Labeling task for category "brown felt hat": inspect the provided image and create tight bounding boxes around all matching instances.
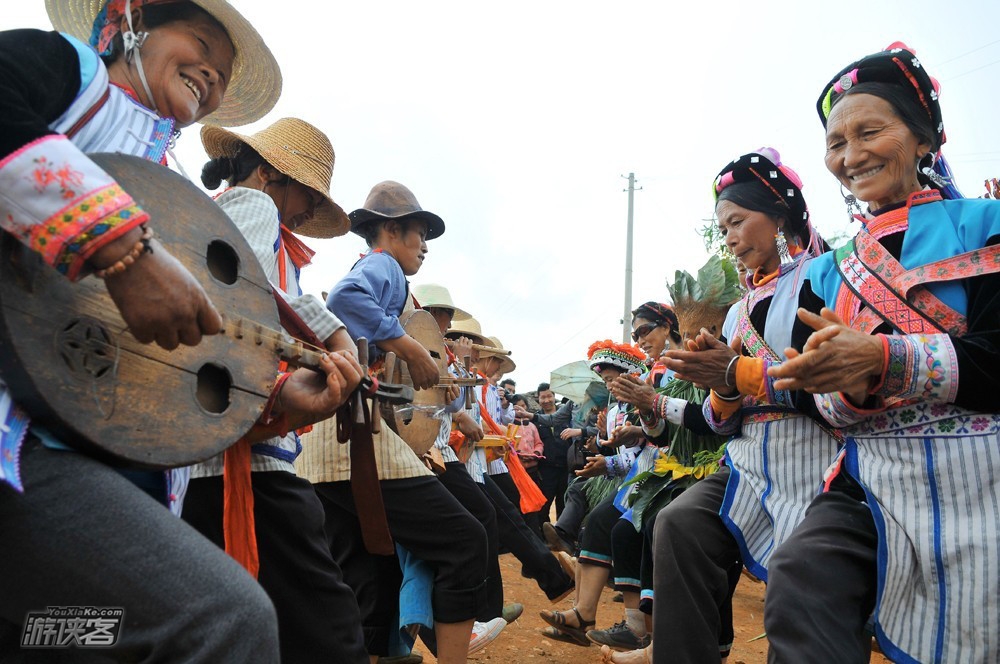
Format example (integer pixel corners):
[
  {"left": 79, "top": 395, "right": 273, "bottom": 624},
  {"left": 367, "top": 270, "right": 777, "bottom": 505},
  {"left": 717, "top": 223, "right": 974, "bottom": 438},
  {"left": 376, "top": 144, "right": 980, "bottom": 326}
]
[
  {"left": 349, "top": 181, "right": 445, "bottom": 240},
  {"left": 201, "top": 118, "right": 349, "bottom": 238}
]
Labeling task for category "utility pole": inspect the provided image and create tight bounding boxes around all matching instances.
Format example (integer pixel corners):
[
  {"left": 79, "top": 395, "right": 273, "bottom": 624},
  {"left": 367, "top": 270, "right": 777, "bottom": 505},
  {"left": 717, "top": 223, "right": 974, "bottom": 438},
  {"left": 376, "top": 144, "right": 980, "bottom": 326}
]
[{"left": 622, "top": 173, "right": 640, "bottom": 343}]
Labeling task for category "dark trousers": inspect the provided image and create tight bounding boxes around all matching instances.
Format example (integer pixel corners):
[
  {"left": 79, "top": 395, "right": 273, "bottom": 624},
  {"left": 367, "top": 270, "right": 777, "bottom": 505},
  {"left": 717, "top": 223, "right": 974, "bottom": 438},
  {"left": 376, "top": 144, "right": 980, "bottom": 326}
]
[
  {"left": 610, "top": 515, "right": 643, "bottom": 592},
  {"left": 764, "top": 485, "right": 877, "bottom": 663},
  {"left": 553, "top": 477, "right": 589, "bottom": 543},
  {"left": 0, "top": 439, "right": 278, "bottom": 663},
  {"left": 489, "top": 471, "right": 522, "bottom": 518},
  {"left": 315, "top": 476, "right": 488, "bottom": 655},
  {"left": 480, "top": 476, "right": 573, "bottom": 601},
  {"left": 538, "top": 463, "right": 569, "bottom": 522},
  {"left": 435, "top": 462, "right": 503, "bottom": 620},
  {"left": 183, "top": 472, "right": 367, "bottom": 664},
  {"left": 651, "top": 469, "right": 741, "bottom": 664},
  {"left": 578, "top": 495, "right": 620, "bottom": 567}
]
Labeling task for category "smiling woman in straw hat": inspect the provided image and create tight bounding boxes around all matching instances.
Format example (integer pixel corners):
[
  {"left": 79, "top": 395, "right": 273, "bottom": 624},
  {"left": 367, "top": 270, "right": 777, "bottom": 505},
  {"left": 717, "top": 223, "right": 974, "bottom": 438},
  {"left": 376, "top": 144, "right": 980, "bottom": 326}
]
[
  {"left": 200, "top": 117, "right": 350, "bottom": 239},
  {"left": 183, "top": 115, "right": 368, "bottom": 664},
  {"left": 0, "top": 1, "right": 294, "bottom": 661},
  {"left": 46, "top": 0, "right": 281, "bottom": 127}
]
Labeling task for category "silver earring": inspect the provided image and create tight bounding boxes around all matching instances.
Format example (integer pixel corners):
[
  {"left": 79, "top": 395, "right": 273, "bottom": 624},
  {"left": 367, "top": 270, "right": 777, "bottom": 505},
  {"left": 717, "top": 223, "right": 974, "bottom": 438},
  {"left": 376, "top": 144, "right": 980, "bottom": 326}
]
[
  {"left": 919, "top": 153, "right": 948, "bottom": 188},
  {"left": 840, "top": 184, "right": 863, "bottom": 222},
  {"left": 775, "top": 230, "right": 793, "bottom": 265}
]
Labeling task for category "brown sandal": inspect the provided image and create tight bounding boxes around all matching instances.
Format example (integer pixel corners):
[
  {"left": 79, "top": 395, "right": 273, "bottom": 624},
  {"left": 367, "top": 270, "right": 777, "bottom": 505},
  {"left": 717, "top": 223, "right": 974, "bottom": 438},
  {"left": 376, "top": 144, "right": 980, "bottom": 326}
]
[{"left": 539, "top": 607, "right": 595, "bottom": 646}]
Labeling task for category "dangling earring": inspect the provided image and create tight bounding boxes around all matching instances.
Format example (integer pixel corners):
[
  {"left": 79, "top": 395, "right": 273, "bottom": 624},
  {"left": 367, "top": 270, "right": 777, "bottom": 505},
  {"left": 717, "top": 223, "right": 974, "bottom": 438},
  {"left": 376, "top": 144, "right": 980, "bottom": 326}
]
[
  {"left": 840, "top": 184, "right": 863, "bottom": 222},
  {"left": 774, "top": 230, "right": 793, "bottom": 265},
  {"left": 919, "top": 152, "right": 948, "bottom": 188}
]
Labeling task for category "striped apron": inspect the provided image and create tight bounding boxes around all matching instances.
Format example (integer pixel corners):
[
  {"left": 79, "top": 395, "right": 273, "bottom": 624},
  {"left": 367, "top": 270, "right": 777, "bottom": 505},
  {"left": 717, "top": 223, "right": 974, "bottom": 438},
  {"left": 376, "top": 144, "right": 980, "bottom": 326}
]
[{"left": 841, "top": 404, "right": 1000, "bottom": 663}]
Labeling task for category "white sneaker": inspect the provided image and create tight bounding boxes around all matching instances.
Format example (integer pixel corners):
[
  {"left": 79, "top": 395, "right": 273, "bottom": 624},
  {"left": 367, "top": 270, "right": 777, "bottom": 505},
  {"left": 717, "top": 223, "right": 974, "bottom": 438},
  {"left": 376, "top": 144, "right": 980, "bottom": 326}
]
[{"left": 468, "top": 617, "right": 506, "bottom": 655}]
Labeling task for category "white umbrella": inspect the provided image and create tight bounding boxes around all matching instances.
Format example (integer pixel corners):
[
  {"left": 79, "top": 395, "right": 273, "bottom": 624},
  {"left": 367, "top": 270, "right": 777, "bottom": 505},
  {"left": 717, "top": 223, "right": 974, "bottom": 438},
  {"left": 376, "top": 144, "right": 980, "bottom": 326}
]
[{"left": 549, "top": 361, "right": 610, "bottom": 414}]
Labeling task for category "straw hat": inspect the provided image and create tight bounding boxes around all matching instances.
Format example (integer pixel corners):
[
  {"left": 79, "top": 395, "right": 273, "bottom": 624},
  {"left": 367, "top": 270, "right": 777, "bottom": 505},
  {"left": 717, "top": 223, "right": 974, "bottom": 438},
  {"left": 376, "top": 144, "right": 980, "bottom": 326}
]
[
  {"left": 47, "top": 0, "right": 281, "bottom": 127},
  {"left": 445, "top": 317, "right": 490, "bottom": 348},
  {"left": 350, "top": 181, "right": 445, "bottom": 240},
  {"left": 200, "top": 118, "right": 349, "bottom": 238},
  {"left": 485, "top": 336, "right": 516, "bottom": 375},
  {"left": 411, "top": 284, "right": 471, "bottom": 322}
]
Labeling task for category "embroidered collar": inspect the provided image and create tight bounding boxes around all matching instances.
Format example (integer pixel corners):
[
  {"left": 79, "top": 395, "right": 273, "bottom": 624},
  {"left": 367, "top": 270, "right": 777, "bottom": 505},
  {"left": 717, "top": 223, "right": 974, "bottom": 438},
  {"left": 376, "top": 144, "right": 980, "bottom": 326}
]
[{"left": 864, "top": 189, "right": 942, "bottom": 240}]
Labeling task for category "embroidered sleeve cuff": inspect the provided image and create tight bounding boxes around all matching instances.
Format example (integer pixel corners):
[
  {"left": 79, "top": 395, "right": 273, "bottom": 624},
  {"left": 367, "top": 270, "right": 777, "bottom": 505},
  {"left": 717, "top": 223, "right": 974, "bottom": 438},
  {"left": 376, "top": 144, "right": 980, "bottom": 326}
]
[
  {"left": 873, "top": 334, "right": 959, "bottom": 405},
  {"left": 703, "top": 393, "right": 741, "bottom": 436},
  {"left": 761, "top": 359, "right": 797, "bottom": 408},
  {"left": 661, "top": 397, "right": 687, "bottom": 426},
  {"left": 813, "top": 391, "right": 884, "bottom": 428},
  {"left": 641, "top": 416, "right": 666, "bottom": 438},
  {"left": 0, "top": 135, "right": 148, "bottom": 280}
]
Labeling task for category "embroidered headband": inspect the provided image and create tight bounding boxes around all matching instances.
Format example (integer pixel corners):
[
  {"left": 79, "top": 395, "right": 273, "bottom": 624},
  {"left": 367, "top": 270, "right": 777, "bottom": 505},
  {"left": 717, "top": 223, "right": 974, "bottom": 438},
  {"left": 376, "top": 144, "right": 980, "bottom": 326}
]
[
  {"left": 90, "top": 0, "right": 175, "bottom": 55},
  {"left": 587, "top": 340, "right": 647, "bottom": 375},
  {"left": 630, "top": 302, "right": 679, "bottom": 335},
  {"left": 713, "top": 147, "right": 809, "bottom": 225},
  {"left": 817, "top": 41, "right": 945, "bottom": 144}
]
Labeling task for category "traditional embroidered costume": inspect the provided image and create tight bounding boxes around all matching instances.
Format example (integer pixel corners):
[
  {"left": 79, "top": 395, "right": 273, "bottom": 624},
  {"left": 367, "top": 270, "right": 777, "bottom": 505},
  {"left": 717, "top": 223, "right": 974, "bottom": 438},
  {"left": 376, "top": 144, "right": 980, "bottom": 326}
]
[{"left": 789, "top": 190, "right": 1000, "bottom": 662}]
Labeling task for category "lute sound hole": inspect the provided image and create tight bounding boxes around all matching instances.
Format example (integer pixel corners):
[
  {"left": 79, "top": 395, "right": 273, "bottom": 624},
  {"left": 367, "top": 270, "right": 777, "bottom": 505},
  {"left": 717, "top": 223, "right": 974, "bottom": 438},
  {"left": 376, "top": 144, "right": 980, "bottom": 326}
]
[{"left": 196, "top": 363, "right": 232, "bottom": 414}]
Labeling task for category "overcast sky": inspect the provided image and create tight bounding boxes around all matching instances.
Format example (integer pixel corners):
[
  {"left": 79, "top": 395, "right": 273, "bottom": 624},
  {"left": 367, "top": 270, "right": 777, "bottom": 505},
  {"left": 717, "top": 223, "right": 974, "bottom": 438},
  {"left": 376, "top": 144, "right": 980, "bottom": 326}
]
[{"left": 12, "top": 1, "right": 1000, "bottom": 393}]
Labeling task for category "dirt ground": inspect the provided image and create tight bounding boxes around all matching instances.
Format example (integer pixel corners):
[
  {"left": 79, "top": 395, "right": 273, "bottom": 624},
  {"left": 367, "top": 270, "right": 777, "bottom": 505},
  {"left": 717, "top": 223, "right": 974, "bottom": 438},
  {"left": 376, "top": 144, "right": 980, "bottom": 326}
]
[{"left": 413, "top": 553, "right": 892, "bottom": 663}]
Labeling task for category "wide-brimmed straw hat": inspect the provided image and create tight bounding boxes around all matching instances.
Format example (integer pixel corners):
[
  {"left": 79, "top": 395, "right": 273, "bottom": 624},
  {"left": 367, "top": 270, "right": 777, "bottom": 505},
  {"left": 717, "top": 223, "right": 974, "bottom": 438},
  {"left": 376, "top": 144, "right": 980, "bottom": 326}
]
[
  {"left": 485, "top": 336, "right": 516, "bottom": 375},
  {"left": 201, "top": 118, "right": 349, "bottom": 238},
  {"left": 350, "top": 181, "right": 445, "bottom": 240},
  {"left": 411, "top": 284, "right": 472, "bottom": 322},
  {"left": 47, "top": 0, "right": 281, "bottom": 126},
  {"left": 446, "top": 317, "right": 490, "bottom": 348}
]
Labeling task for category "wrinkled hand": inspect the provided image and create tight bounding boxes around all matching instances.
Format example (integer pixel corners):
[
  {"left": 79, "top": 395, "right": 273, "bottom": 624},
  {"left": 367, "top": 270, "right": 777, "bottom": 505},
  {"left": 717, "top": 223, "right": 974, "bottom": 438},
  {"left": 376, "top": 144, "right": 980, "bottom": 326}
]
[
  {"left": 455, "top": 412, "right": 484, "bottom": 442},
  {"left": 610, "top": 374, "right": 655, "bottom": 412},
  {"left": 608, "top": 424, "right": 643, "bottom": 448},
  {"left": 103, "top": 241, "right": 222, "bottom": 350},
  {"left": 277, "top": 351, "right": 365, "bottom": 425},
  {"left": 575, "top": 455, "right": 607, "bottom": 478},
  {"left": 768, "top": 308, "right": 882, "bottom": 401},
  {"left": 560, "top": 427, "right": 582, "bottom": 440},
  {"left": 662, "top": 329, "right": 741, "bottom": 391}
]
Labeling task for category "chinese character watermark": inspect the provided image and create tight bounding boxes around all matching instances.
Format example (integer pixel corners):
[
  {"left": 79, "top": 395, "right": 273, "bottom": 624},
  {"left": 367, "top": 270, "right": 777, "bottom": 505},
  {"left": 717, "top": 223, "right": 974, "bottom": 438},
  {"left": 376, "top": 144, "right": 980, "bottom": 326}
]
[{"left": 22, "top": 607, "right": 124, "bottom": 648}]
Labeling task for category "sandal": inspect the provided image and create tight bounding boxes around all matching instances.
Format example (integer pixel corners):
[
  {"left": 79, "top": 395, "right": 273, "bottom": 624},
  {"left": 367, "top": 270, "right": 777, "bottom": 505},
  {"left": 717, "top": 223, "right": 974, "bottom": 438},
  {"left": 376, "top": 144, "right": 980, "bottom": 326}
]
[
  {"left": 541, "top": 626, "right": 587, "bottom": 645},
  {"left": 539, "top": 607, "right": 595, "bottom": 647}
]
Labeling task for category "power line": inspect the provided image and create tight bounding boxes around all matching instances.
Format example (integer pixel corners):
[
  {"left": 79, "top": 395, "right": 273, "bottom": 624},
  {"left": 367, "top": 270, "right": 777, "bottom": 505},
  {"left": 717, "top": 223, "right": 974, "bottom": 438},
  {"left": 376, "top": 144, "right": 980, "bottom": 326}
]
[
  {"left": 937, "top": 38, "right": 1000, "bottom": 66},
  {"left": 945, "top": 56, "right": 1000, "bottom": 82}
]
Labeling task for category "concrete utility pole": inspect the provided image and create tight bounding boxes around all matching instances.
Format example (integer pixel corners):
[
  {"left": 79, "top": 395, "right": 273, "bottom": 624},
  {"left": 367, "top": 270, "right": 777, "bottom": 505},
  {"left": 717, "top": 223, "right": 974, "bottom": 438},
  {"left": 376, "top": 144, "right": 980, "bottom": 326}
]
[{"left": 622, "top": 173, "right": 639, "bottom": 343}]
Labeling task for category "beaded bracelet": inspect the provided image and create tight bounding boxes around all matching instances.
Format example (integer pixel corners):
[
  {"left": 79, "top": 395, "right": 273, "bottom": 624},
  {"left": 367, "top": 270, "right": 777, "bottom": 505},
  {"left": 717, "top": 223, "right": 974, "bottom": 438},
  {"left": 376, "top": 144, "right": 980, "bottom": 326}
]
[{"left": 94, "top": 226, "right": 154, "bottom": 279}]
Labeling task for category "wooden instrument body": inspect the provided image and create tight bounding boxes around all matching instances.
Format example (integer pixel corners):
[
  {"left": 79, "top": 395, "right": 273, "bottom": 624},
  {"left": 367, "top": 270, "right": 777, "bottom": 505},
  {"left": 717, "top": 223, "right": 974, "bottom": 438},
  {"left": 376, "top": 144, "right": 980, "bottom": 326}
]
[
  {"left": 0, "top": 154, "right": 281, "bottom": 468},
  {"left": 383, "top": 309, "right": 448, "bottom": 455}
]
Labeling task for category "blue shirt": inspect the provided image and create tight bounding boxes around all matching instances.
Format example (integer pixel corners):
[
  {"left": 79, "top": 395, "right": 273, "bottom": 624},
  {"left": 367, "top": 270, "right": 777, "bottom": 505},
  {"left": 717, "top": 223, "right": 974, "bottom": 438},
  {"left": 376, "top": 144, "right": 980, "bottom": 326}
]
[{"left": 327, "top": 251, "right": 408, "bottom": 355}]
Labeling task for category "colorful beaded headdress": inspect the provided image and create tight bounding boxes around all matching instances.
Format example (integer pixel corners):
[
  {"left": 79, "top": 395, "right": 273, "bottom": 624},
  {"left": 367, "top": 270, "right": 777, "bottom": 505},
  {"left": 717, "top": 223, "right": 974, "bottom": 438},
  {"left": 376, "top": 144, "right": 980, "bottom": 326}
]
[
  {"left": 587, "top": 340, "right": 647, "bottom": 375},
  {"left": 713, "top": 147, "right": 809, "bottom": 226},
  {"left": 817, "top": 41, "right": 944, "bottom": 145}
]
